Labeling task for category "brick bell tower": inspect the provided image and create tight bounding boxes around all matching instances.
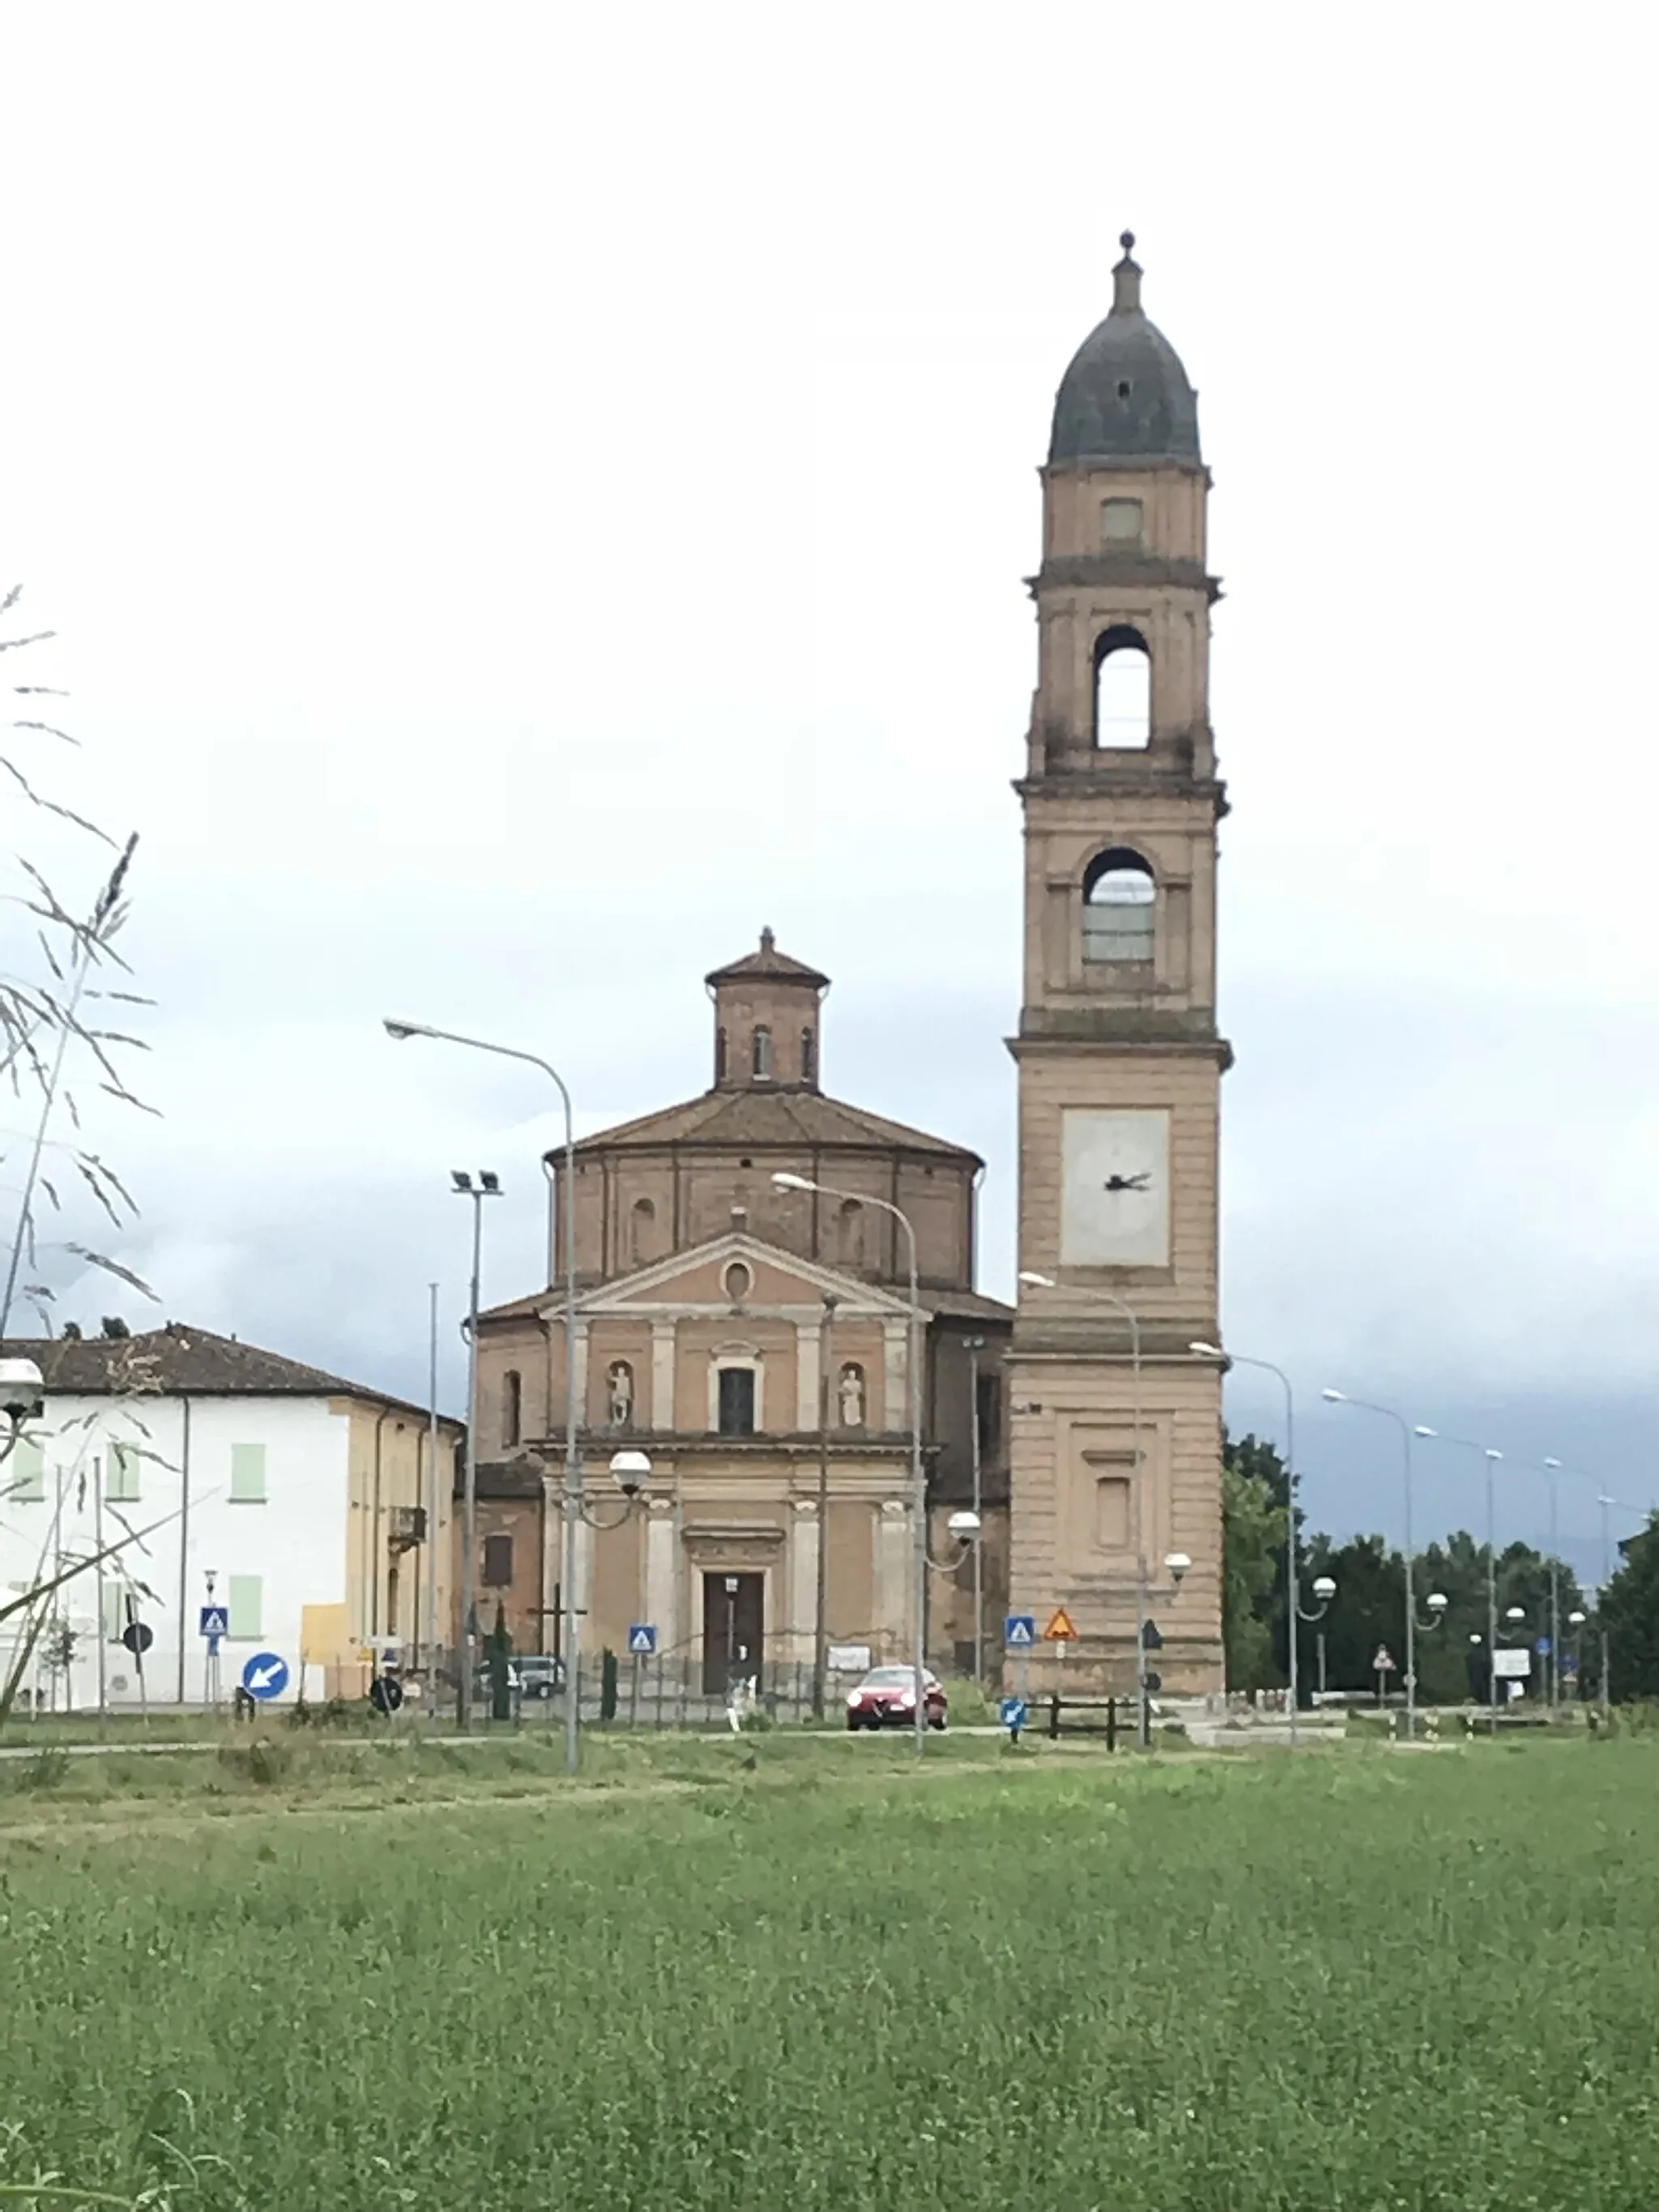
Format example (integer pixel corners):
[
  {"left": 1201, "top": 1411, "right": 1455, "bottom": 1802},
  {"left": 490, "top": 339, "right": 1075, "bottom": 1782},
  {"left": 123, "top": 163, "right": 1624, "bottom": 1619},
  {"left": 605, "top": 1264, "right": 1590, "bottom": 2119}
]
[{"left": 1006, "top": 233, "right": 1226, "bottom": 1696}]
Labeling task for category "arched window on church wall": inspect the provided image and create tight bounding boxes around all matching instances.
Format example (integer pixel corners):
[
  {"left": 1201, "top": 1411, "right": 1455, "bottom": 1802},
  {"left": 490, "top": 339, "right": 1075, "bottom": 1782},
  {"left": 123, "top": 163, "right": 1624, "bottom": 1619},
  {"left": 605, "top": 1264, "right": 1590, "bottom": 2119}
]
[
  {"left": 629, "top": 1196, "right": 656, "bottom": 1268},
  {"left": 837, "top": 1197, "right": 864, "bottom": 1270},
  {"left": 1082, "top": 848, "right": 1156, "bottom": 964},
  {"left": 501, "top": 1369, "right": 522, "bottom": 1450},
  {"left": 752, "top": 1025, "right": 774, "bottom": 1080},
  {"left": 714, "top": 1026, "right": 727, "bottom": 1084},
  {"left": 1094, "top": 624, "right": 1151, "bottom": 750}
]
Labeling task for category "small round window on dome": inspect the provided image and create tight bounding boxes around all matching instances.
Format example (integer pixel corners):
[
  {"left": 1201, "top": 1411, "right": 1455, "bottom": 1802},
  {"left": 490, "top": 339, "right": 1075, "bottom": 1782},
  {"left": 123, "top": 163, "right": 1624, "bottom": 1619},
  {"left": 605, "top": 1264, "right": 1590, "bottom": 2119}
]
[{"left": 723, "top": 1260, "right": 753, "bottom": 1303}]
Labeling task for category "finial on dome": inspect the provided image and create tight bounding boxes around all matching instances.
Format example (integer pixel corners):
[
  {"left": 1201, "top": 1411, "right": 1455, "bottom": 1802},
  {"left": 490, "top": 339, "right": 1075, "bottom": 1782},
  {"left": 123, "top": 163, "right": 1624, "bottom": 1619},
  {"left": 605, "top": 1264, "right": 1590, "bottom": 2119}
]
[
  {"left": 760, "top": 926, "right": 775, "bottom": 954},
  {"left": 1112, "top": 228, "right": 1143, "bottom": 314}
]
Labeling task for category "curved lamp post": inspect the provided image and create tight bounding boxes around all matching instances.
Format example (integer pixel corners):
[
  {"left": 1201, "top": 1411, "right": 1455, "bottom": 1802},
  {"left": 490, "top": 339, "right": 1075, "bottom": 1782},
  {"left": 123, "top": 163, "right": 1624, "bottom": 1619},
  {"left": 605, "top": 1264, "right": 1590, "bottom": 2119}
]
[
  {"left": 383, "top": 1017, "right": 587, "bottom": 1767},
  {"left": 773, "top": 1173, "right": 929, "bottom": 1753},
  {"left": 1414, "top": 1429, "right": 1503, "bottom": 1734},
  {"left": 1322, "top": 1390, "right": 1424, "bottom": 1740},
  {"left": 1190, "top": 1341, "right": 1303, "bottom": 1740}
]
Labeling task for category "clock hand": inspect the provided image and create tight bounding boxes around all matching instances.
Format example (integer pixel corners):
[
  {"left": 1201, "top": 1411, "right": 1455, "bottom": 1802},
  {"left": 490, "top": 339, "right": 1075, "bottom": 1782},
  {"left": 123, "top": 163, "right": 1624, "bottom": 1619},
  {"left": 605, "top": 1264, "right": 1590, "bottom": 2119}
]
[{"left": 1102, "top": 1174, "right": 1151, "bottom": 1192}]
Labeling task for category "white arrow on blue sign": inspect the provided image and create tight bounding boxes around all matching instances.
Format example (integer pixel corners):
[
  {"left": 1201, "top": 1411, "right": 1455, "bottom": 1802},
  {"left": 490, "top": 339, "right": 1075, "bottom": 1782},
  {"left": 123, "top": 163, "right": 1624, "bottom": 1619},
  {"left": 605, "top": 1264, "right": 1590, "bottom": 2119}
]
[
  {"left": 241, "top": 1651, "right": 289, "bottom": 1700},
  {"left": 1000, "top": 1695, "right": 1028, "bottom": 1730},
  {"left": 1004, "top": 1614, "right": 1036, "bottom": 1647},
  {"left": 198, "top": 1605, "right": 229, "bottom": 1638},
  {"left": 627, "top": 1623, "right": 657, "bottom": 1656}
]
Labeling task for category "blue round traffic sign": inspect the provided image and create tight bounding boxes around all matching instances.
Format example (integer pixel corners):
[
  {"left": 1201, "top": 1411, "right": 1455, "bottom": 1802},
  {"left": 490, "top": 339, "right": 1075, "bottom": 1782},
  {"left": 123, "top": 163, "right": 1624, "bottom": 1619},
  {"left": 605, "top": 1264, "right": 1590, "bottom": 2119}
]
[
  {"left": 1000, "top": 1695, "right": 1028, "bottom": 1730},
  {"left": 241, "top": 1651, "right": 289, "bottom": 1701}
]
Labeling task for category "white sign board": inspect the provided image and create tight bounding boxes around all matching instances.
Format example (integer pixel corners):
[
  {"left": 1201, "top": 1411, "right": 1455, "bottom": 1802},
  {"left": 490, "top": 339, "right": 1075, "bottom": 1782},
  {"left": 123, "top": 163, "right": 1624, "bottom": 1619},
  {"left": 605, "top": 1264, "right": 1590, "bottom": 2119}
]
[
  {"left": 827, "top": 1644, "right": 872, "bottom": 1673},
  {"left": 1492, "top": 1647, "right": 1531, "bottom": 1679},
  {"left": 1060, "top": 1109, "right": 1171, "bottom": 1268}
]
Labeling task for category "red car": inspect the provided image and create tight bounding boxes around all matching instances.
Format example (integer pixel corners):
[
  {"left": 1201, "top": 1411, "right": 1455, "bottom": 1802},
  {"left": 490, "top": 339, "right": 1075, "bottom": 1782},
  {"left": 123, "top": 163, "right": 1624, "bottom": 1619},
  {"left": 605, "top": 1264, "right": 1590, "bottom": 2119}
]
[{"left": 845, "top": 1665, "right": 948, "bottom": 1732}]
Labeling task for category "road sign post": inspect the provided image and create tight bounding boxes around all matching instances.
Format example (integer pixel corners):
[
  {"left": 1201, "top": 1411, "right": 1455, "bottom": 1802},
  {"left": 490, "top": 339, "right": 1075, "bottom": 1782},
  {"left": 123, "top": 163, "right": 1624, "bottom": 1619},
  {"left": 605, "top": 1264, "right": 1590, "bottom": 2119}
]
[
  {"left": 241, "top": 1652, "right": 290, "bottom": 1703},
  {"left": 1044, "top": 1608, "right": 1076, "bottom": 1707},
  {"left": 1005, "top": 1616, "right": 1035, "bottom": 1711}
]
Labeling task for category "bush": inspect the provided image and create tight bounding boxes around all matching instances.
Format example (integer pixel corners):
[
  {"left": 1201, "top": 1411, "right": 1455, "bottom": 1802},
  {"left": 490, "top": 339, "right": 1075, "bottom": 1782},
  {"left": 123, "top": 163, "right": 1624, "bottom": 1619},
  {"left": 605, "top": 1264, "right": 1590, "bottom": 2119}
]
[
  {"left": 11, "top": 1747, "right": 70, "bottom": 1792},
  {"left": 217, "top": 1739, "right": 293, "bottom": 1786}
]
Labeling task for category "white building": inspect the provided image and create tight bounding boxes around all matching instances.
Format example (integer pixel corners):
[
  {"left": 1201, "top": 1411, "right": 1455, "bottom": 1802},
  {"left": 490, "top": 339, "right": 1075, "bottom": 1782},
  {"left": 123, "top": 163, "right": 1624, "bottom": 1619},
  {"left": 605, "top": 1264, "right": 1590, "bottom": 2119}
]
[{"left": 0, "top": 1324, "right": 462, "bottom": 1710}]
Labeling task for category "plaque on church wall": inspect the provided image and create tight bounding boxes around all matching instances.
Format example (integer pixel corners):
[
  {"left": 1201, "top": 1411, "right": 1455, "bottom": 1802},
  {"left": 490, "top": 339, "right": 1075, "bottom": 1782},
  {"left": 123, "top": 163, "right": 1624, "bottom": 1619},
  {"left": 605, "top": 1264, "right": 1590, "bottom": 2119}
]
[{"left": 1059, "top": 1108, "right": 1171, "bottom": 1268}]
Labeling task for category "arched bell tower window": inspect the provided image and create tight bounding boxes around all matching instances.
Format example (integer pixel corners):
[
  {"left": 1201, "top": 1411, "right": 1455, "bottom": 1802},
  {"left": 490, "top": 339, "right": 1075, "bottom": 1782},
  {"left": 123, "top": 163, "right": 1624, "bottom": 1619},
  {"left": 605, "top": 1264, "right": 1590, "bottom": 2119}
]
[
  {"left": 1082, "top": 848, "right": 1156, "bottom": 964},
  {"left": 714, "top": 1026, "right": 727, "bottom": 1085},
  {"left": 800, "top": 1027, "right": 816, "bottom": 1088},
  {"left": 752, "top": 1026, "right": 774, "bottom": 1080},
  {"left": 1094, "top": 624, "right": 1150, "bottom": 750}
]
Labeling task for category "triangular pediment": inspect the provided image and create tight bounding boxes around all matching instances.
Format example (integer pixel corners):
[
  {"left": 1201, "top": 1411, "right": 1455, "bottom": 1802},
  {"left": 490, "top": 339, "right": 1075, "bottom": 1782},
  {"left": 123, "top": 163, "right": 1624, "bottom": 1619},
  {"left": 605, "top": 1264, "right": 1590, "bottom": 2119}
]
[{"left": 536, "top": 1234, "right": 927, "bottom": 1322}]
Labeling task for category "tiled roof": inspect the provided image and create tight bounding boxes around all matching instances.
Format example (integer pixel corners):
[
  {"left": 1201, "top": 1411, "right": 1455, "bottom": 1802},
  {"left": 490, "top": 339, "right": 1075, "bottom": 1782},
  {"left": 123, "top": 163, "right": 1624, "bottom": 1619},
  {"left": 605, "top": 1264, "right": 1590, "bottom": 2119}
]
[
  {"left": 0, "top": 1324, "right": 458, "bottom": 1426},
  {"left": 564, "top": 1085, "right": 978, "bottom": 1162},
  {"left": 704, "top": 929, "right": 828, "bottom": 989}
]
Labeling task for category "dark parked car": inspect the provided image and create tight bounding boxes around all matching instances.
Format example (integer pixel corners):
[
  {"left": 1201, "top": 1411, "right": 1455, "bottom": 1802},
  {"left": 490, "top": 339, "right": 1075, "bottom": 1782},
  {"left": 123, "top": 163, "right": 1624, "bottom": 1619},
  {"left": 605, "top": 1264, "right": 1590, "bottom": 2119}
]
[{"left": 845, "top": 1665, "right": 947, "bottom": 1732}]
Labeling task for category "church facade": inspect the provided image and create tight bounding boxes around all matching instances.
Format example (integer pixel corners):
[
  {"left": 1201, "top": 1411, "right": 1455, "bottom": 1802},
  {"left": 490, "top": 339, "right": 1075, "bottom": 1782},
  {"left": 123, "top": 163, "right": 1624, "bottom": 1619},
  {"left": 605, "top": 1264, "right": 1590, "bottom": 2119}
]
[
  {"left": 469, "top": 935, "right": 1011, "bottom": 1691},
  {"left": 1007, "top": 234, "right": 1227, "bottom": 1694}
]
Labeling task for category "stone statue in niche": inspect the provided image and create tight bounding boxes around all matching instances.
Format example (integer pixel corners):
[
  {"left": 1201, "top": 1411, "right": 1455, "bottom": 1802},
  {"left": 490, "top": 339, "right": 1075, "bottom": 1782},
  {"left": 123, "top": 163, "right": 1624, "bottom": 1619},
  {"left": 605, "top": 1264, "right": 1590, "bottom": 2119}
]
[
  {"left": 838, "top": 1362, "right": 865, "bottom": 1429},
  {"left": 607, "top": 1361, "right": 634, "bottom": 1429}
]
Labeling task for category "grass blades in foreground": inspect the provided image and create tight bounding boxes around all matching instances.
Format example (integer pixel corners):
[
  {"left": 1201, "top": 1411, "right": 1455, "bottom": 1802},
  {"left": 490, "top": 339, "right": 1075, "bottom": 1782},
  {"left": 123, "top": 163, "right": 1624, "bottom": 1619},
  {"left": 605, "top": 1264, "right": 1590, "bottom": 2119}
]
[{"left": 0, "top": 1742, "right": 1652, "bottom": 2210}]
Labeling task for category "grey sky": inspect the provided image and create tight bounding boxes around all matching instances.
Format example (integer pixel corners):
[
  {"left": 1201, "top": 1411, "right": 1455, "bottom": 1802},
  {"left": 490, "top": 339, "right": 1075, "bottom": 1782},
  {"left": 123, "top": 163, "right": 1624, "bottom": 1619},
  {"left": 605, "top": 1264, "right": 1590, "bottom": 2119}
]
[{"left": 4, "top": 6, "right": 1654, "bottom": 1592}]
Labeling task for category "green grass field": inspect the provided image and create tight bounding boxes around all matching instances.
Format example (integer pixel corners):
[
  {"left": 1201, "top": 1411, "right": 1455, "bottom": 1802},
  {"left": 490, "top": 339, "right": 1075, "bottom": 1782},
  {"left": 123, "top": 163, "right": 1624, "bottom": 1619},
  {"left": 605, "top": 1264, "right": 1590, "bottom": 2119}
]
[{"left": 0, "top": 1738, "right": 1653, "bottom": 2210}]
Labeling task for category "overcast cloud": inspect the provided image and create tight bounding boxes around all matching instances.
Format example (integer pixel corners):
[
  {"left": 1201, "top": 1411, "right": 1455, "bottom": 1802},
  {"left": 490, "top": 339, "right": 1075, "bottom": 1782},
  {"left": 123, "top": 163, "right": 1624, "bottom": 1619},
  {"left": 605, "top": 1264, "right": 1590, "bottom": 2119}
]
[{"left": 3, "top": 4, "right": 1654, "bottom": 1594}]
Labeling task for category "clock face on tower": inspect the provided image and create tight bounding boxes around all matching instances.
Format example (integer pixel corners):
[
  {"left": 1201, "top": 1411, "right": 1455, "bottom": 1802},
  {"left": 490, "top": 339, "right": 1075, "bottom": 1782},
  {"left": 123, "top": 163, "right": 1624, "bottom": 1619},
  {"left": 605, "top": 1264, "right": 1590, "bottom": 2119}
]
[{"left": 1060, "top": 1108, "right": 1171, "bottom": 1268}]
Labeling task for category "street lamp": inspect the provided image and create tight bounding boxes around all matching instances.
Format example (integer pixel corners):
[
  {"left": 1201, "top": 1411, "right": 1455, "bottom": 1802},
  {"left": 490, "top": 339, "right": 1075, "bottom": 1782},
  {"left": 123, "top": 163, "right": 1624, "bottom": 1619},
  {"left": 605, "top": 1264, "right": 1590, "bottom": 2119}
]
[
  {"left": 1321, "top": 1390, "right": 1425, "bottom": 1739},
  {"left": 451, "top": 1170, "right": 502, "bottom": 1730},
  {"left": 1540, "top": 1457, "right": 1564, "bottom": 1713},
  {"left": 962, "top": 1335, "right": 987, "bottom": 1685},
  {"left": 1414, "top": 1429, "right": 1503, "bottom": 1735},
  {"left": 1298, "top": 1572, "right": 1337, "bottom": 1703},
  {"left": 0, "top": 1357, "right": 45, "bottom": 1464},
  {"left": 1191, "top": 1340, "right": 1306, "bottom": 1742},
  {"left": 1567, "top": 1608, "right": 1587, "bottom": 1704},
  {"left": 385, "top": 1017, "right": 585, "bottom": 1771},
  {"left": 774, "top": 1172, "right": 929, "bottom": 1752}
]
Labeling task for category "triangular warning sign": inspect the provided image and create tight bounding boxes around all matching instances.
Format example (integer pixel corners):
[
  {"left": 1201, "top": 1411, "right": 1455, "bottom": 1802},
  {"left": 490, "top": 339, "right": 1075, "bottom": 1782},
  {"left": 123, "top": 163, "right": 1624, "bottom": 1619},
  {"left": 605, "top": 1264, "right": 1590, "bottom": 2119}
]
[{"left": 1044, "top": 1607, "right": 1077, "bottom": 1642}]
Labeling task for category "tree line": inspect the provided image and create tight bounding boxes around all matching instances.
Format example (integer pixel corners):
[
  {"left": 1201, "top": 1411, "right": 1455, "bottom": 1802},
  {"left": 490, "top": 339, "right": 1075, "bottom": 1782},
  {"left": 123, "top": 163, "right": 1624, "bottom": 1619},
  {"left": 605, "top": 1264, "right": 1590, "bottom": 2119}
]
[{"left": 1222, "top": 1433, "right": 1659, "bottom": 1703}]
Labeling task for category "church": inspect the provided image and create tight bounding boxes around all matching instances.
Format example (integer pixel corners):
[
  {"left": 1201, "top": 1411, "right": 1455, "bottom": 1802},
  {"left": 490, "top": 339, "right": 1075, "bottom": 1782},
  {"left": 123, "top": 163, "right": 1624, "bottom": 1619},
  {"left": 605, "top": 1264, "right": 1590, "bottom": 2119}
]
[
  {"left": 470, "top": 933, "right": 1013, "bottom": 1690},
  {"left": 465, "top": 233, "right": 1226, "bottom": 1700}
]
